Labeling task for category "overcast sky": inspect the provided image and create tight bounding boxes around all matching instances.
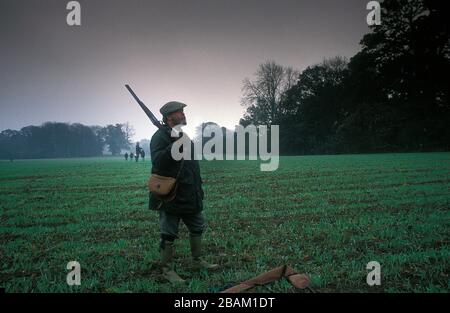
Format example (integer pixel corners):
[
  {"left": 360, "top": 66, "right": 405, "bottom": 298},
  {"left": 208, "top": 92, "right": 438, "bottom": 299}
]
[{"left": 0, "top": 0, "right": 371, "bottom": 140}]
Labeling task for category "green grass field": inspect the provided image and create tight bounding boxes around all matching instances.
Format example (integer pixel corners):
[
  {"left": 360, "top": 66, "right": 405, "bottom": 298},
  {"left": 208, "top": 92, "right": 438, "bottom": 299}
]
[{"left": 1, "top": 153, "right": 449, "bottom": 292}]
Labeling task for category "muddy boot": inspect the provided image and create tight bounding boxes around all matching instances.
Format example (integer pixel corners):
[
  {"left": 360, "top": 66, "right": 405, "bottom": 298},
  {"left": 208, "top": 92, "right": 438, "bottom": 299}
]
[
  {"left": 160, "top": 241, "right": 185, "bottom": 284},
  {"left": 189, "top": 235, "right": 219, "bottom": 271}
]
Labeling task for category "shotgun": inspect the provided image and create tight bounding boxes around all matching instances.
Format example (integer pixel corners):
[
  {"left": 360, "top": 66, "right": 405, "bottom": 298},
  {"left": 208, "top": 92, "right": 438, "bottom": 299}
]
[{"left": 125, "top": 84, "right": 163, "bottom": 130}]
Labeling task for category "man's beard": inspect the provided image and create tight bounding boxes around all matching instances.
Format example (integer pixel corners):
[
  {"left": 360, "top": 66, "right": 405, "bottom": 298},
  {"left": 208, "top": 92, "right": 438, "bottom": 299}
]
[{"left": 172, "top": 116, "right": 187, "bottom": 126}]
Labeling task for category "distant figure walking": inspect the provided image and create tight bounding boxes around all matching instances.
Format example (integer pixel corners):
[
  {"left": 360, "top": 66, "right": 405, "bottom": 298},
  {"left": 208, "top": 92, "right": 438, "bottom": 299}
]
[
  {"left": 135, "top": 142, "right": 141, "bottom": 162},
  {"left": 130, "top": 152, "right": 134, "bottom": 160},
  {"left": 125, "top": 152, "right": 129, "bottom": 161},
  {"left": 140, "top": 149, "right": 145, "bottom": 161}
]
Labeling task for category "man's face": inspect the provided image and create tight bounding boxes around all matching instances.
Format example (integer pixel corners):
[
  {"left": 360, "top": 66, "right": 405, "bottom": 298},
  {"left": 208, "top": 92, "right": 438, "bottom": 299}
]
[{"left": 167, "top": 109, "right": 187, "bottom": 126}]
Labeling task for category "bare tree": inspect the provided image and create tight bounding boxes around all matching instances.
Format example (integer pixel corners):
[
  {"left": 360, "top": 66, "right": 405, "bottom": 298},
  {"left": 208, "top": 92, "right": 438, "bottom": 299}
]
[
  {"left": 123, "top": 122, "right": 135, "bottom": 146},
  {"left": 241, "top": 60, "right": 299, "bottom": 125}
]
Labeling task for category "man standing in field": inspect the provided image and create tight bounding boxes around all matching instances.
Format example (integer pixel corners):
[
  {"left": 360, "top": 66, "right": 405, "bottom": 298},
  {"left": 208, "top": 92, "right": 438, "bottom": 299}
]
[{"left": 149, "top": 101, "right": 219, "bottom": 284}]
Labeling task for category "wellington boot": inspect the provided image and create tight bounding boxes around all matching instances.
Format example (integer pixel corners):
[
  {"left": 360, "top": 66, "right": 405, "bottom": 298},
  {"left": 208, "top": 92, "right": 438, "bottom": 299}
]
[
  {"left": 162, "top": 266, "right": 186, "bottom": 284},
  {"left": 189, "top": 235, "right": 219, "bottom": 271},
  {"left": 161, "top": 242, "right": 185, "bottom": 284}
]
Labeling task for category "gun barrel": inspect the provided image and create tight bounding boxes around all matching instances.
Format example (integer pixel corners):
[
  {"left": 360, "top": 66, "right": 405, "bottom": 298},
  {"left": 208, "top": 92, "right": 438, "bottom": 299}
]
[{"left": 125, "top": 84, "right": 162, "bottom": 129}]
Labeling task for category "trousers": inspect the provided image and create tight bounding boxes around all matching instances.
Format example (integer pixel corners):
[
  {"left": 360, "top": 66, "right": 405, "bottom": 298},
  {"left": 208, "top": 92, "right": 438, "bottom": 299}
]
[{"left": 159, "top": 210, "right": 206, "bottom": 241}]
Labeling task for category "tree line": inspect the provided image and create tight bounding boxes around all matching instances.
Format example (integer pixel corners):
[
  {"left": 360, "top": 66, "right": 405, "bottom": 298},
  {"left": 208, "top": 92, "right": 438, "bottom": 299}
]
[
  {"left": 239, "top": 0, "right": 449, "bottom": 155},
  {"left": 0, "top": 122, "right": 134, "bottom": 159}
]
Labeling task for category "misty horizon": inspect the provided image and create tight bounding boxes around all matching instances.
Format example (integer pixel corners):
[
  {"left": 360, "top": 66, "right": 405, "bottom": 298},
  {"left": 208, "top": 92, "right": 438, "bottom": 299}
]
[{"left": 1, "top": 0, "right": 370, "bottom": 141}]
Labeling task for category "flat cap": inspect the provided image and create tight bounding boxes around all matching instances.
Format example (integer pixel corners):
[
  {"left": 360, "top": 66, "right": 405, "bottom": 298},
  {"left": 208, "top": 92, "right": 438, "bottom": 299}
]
[{"left": 160, "top": 101, "right": 187, "bottom": 116}]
